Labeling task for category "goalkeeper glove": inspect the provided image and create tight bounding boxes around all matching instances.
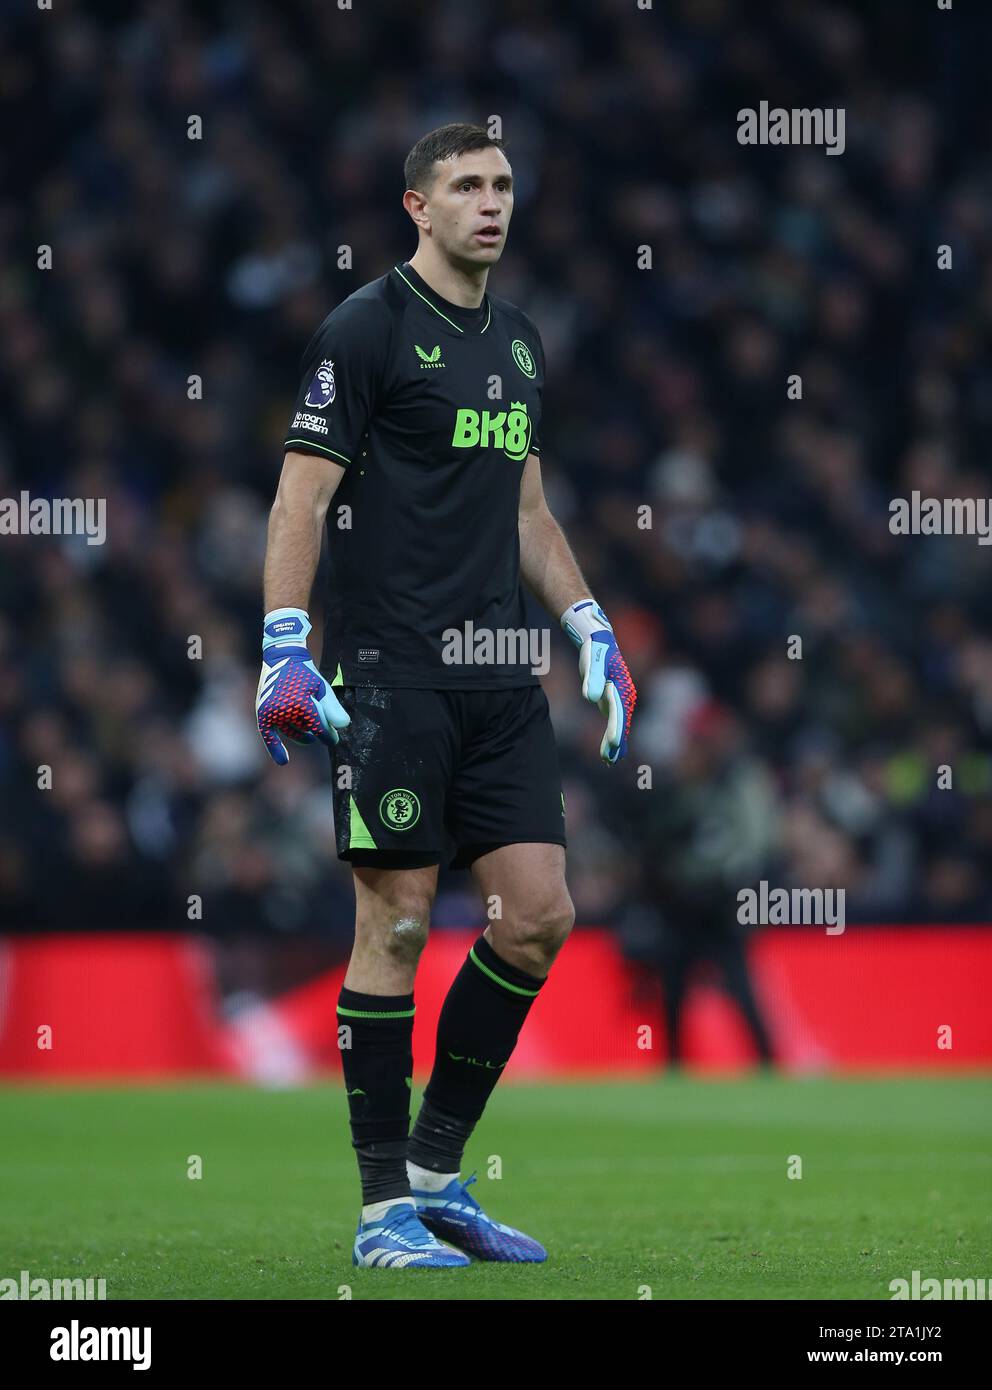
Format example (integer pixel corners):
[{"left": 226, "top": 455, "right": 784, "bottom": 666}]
[
  {"left": 561, "top": 598, "right": 637, "bottom": 764},
  {"left": 255, "top": 607, "right": 350, "bottom": 766}
]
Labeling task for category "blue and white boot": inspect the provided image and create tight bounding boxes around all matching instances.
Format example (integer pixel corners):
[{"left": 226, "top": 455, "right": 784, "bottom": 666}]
[
  {"left": 411, "top": 1172, "right": 547, "bottom": 1263},
  {"left": 353, "top": 1200, "right": 470, "bottom": 1268}
]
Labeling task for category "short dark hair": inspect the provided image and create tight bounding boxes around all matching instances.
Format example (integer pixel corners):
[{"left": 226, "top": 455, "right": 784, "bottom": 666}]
[{"left": 404, "top": 123, "right": 507, "bottom": 195}]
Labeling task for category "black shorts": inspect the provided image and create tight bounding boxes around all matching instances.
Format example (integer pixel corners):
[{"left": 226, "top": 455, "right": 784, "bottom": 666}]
[{"left": 329, "top": 685, "right": 566, "bottom": 869}]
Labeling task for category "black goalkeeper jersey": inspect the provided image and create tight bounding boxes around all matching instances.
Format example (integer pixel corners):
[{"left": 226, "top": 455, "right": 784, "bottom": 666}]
[{"left": 282, "top": 261, "right": 545, "bottom": 689}]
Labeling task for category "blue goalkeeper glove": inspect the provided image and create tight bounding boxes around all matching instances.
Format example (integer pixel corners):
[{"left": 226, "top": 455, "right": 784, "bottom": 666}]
[
  {"left": 561, "top": 598, "right": 637, "bottom": 764},
  {"left": 255, "top": 607, "right": 350, "bottom": 766}
]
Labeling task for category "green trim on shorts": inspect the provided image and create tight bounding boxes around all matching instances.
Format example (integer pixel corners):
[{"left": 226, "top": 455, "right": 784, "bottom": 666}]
[{"left": 349, "top": 795, "right": 377, "bottom": 849}]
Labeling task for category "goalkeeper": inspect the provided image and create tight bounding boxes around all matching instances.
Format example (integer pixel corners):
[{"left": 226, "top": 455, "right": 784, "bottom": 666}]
[{"left": 256, "top": 124, "right": 636, "bottom": 1270}]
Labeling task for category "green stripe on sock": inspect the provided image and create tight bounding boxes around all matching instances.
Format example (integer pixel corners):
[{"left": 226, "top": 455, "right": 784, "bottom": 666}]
[
  {"left": 468, "top": 945, "right": 541, "bottom": 997},
  {"left": 336, "top": 1005, "right": 416, "bottom": 1019}
]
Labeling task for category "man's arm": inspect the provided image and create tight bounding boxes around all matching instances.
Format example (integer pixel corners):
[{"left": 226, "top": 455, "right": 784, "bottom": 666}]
[
  {"left": 255, "top": 450, "right": 350, "bottom": 766},
  {"left": 264, "top": 450, "right": 346, "bottom": 611},
  {"left": 257, "top": 289, "right": 388, "bottom": 765},
  {"left": 517, "top": 453, "right": 589, "bottom": 613},
  {"left": 518, "top": 452, "right": 637, "bottom": 763}
]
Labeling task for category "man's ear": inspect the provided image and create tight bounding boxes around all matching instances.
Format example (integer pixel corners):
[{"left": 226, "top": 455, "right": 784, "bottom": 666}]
[{"left": 402, "top": 188, "right": 429, "bottom": 232}]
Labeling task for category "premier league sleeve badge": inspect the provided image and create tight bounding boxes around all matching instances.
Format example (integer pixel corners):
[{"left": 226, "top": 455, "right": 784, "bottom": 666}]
[{"left": 304, "top": 359, "right": 336, "bottom": 409}]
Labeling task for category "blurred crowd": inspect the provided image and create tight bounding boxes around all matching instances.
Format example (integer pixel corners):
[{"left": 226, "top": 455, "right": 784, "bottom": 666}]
[{"left": 2, "top": 0, "right": 992, "bottom": 964}]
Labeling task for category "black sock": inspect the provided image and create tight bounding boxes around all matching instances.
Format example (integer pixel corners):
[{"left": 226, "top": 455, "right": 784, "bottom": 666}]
[
  {"left": 337, "top": 987, "right": 415, "bottom": 1206},
  {"left": 407, "top": 936, "right": 545, "bottom": 1175}
]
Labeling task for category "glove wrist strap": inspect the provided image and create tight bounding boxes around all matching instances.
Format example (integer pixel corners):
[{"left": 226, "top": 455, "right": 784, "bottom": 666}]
[
  {"left": 560, "top": 597, "right": 612, "bottom": 648},
  {"left": 263, "top": 607, "right": 312, "bottom": 650}
]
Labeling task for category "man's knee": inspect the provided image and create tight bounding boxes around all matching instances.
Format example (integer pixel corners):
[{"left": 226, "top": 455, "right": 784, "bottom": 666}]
[
  {"left": 499, "top": 890, "right": 575, "bottom": 969},
  {"left": 356, "top": 888, "right": 434, "bottom": 967},
  {"left": 382, "top": 906, "right": 431, "bottom": 965}
]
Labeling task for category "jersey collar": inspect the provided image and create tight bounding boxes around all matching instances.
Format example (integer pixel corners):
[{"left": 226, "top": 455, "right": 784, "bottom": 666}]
[{"left": 394, "top": 262, "right": 492, "bottom": 336}]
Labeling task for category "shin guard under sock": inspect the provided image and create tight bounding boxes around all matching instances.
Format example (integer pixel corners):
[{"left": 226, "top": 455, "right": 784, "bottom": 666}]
[
  {"left": 337, "top": 987, "right": 415, "bottom": 1205},
  {"left": 407, "top": 936, "right": 545, "bottom": 1174}
]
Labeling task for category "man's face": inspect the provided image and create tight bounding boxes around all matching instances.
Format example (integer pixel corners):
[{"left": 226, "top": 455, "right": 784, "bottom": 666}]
[{"left": 422, "top": 146, "right": 513, "bottom": 266}]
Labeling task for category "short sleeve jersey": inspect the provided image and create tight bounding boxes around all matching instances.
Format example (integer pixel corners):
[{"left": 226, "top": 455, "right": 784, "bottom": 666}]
[{"left": 283, "top": 261, "right": 545, "bottom": 688}]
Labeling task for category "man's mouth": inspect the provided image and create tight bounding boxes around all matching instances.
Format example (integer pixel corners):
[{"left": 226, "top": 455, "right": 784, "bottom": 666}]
[{"left": 475, "top": 226, "right": 501, "bottom": 243}]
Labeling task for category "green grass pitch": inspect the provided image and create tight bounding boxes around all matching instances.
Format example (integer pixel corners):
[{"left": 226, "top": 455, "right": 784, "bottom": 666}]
[{"left": 0, "top": 1076, "right": 988, "bottom": 1300}]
